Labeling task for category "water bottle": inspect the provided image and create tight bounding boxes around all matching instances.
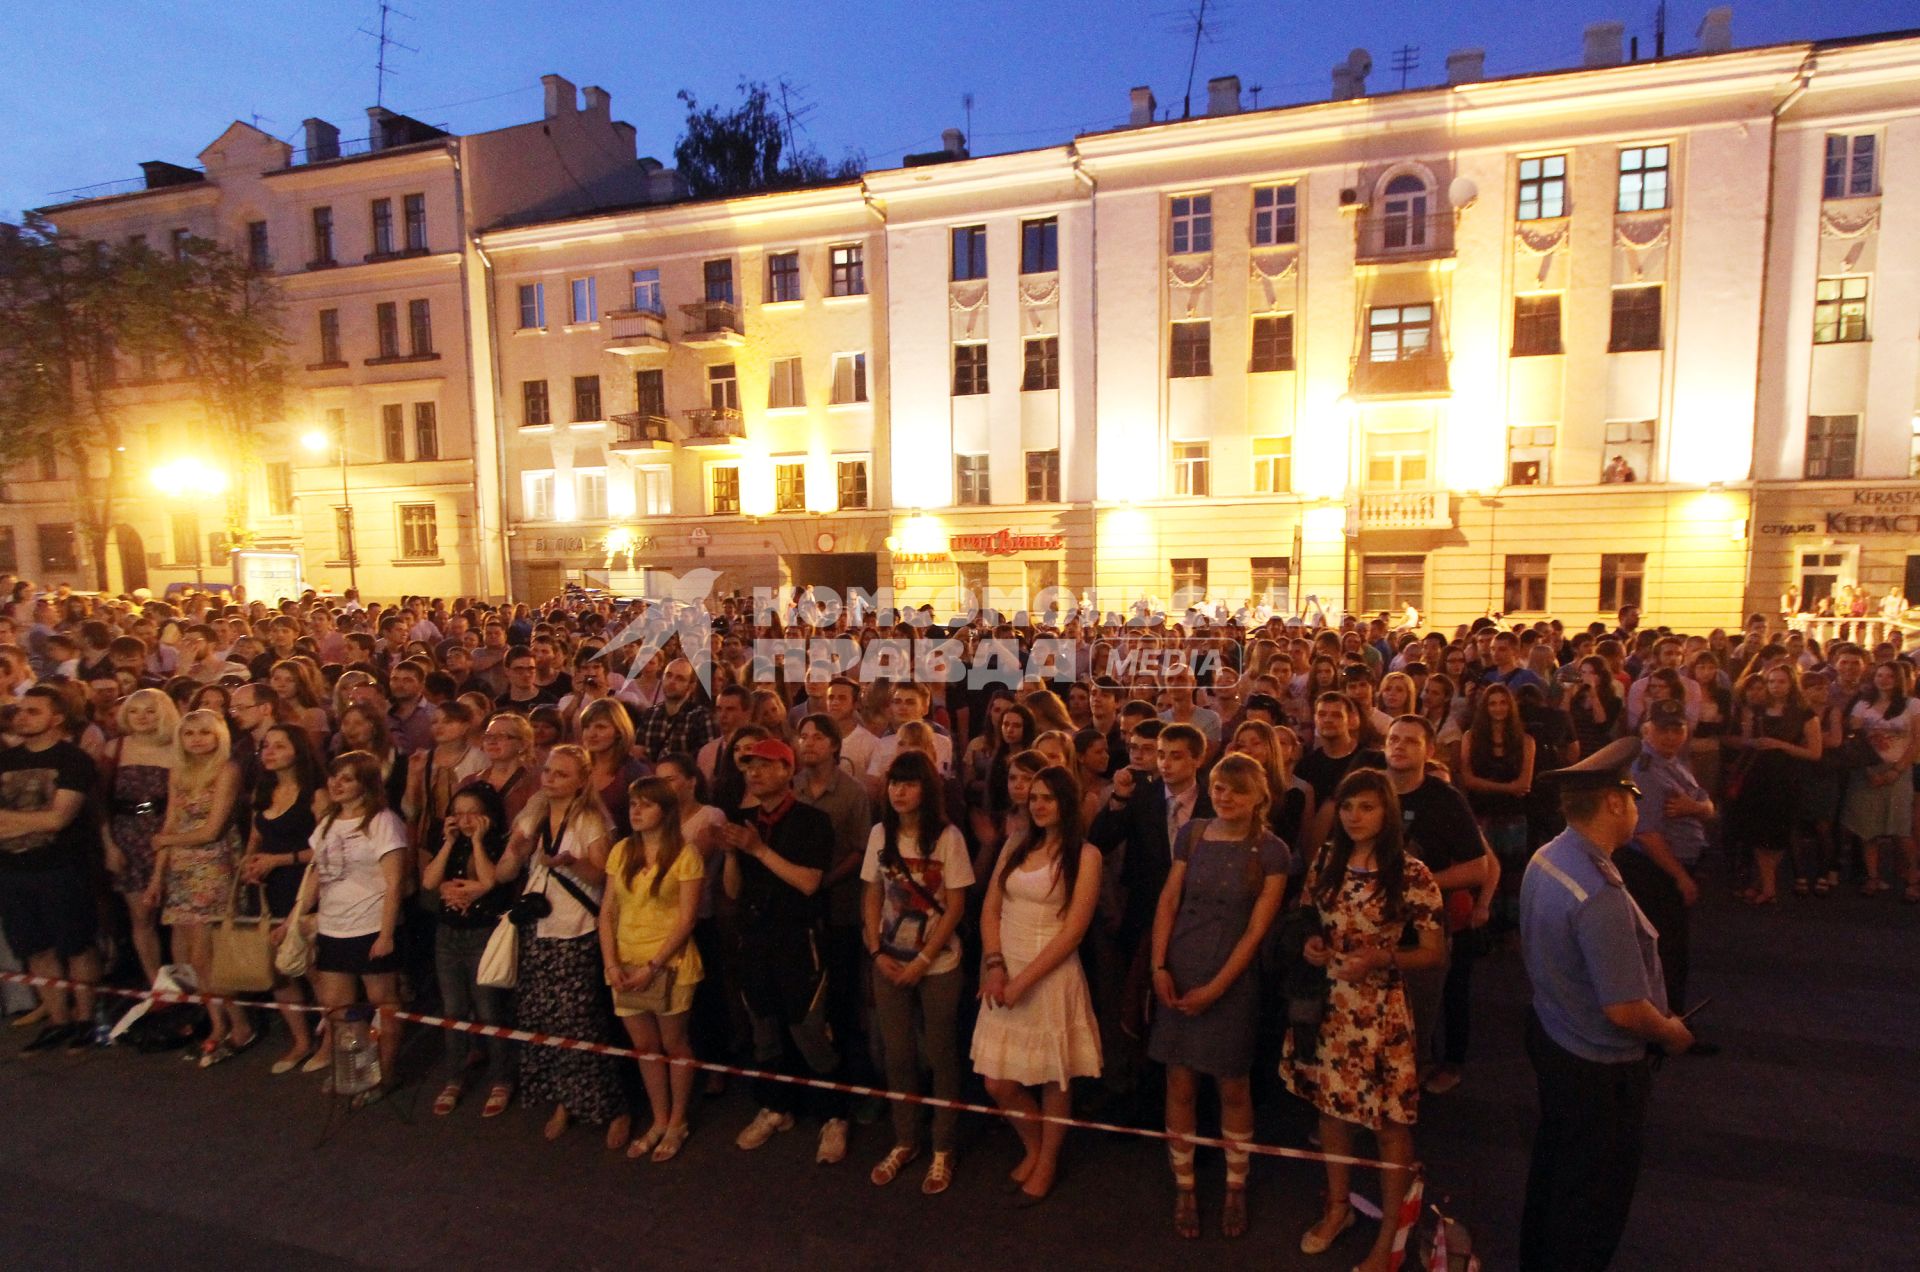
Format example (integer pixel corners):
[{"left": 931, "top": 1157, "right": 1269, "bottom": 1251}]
[
  {"left": 89, "top": 1001, "right": 113, "bottom": 1048},
  {"left": 331, "top": 1006, "right": 382, "bottom": 1095}
]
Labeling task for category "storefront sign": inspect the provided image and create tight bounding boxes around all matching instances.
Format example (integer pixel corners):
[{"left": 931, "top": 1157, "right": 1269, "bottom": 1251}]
[
  {"left": 1850, "top": 489, "right": 1920, "bottom": 507},
  {"left": 529, "top": 535, "right": 657, "bottom": 554},
  {"left": 948, "top": 530, "right": 1065, "bottom": 556},
  {"left": 1823, "top": 512, "right": 1920, "bottom": 535}
]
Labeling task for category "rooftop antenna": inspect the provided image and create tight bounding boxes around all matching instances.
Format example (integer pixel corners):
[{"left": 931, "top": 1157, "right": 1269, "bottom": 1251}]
[
  {"left": 1180, "top": 0, "right": 1212, "bottom": 118},
  {"left": 1390, "top": 44, "right": 1420, "bottom": 90},
  {"left": 773, "top": 78, "right": 819, "bottom": 158},
  {"left": 358, "top": 1, "right": 417, "bottom": 108},
  {"left": 1247, "top": 83, "right": 1264, "bottom": 108},
  {"left": 249, "top": 111, "right": 275, "bottom": 131},
  {"left": 1654, "top": 0, "right": 1668, "bottom": 57},
  {"left": 962, "top": 92, "right": 974, "bottom": 150}
]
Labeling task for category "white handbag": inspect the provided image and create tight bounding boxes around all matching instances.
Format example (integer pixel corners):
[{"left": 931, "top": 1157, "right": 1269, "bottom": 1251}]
[{"left": 475, "top": 912, "right": 519, "bottom": 990}]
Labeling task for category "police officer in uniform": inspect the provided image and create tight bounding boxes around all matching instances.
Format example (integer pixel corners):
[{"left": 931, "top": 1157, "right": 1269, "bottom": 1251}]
[{"left": 1518, "top": 737, "right": 1694, "bottom": 1272}]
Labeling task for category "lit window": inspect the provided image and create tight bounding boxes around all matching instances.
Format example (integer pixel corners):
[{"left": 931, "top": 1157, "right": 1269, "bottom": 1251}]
[
  {"left": 1250, "top": 557, "right": 1290, "bottom": 610},
  {"left": 1172, "top": 442, "right": 1210, "bottom": 496},
  {"left": 1364, "top": 430, "right": 1430, "bottom": 489},
  {"left": 1170, "top": 194, "right": 1212, "bottom": 254},
  {"left": 1813, "top": 276, "right": 1869, "bottom": 344},
  {"left": 769, "top": 357, "right": 805, "bottom": 409},
  {"left": 709, "top": 465, "right": 740, "bottom": 514},
  {"left": 1170, "top": 558, "right": 1208, "bottom": 604},
  {"left": 1516, "top": 155, "right": 1567, "bottom": 221},
  {"left": 1601, "top": 420, "right": 1655, "bottom": 483},
  {"left": 707, "top": 364, "right": 739, "bottom": 411},
  {"left": 638, "top": 467, "right": 671, "bottom": 517},
  {"left": 1252, "top": 185, "right": 1297, "bottom": 247},
  {"left": 1362, "top": 556, "right": 1424, "bottom": 613},
  {"left": 831, "top": 353, "right": 868, "bottom": 404},
  {"left": 774, "top": 460, "right": 807, "bottom": 512},
  {"left": 836, "top": 458, "right": 870, "bottom": 510},
  {"left": 1368, "top": 305, "right": 1433, "bottom": 361},
  {"left": 1507, "top": 425, "right": 1556, "bottom": 486},
  {"left": 830, "top": 244, "right": 865, "bottom": 296},
  {"left": 1617, "top": 146, "right": 1670, "bottom": 212},
  {"left": 523, "top": 472, "right": 554, "bottom": 520},
  {"left": 1252, "top": 436, "right": 1292, "bottom": 493},
  {"left": 398, "top": 504, "right": 439, "bottom": 558},
  {"left": 574, "top": 470, "right": 608, "bottom": 521}
]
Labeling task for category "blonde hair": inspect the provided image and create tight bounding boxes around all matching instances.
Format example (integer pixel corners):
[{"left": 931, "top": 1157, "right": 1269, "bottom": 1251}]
[
  {"left": 514, "top": 742, "right": 612, "bottom": 848},
  {"left": 1033, "top": 728, "right": 1075, "bottom": 769},
  {"left": 116, "top": 687, "right": 181, "bottom": 744},
  {"left": 171, "top": 708, "right": 233, "bottom": 795}
]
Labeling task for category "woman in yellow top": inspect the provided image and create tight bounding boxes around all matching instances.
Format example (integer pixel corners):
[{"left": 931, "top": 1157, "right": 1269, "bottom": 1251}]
[{"left": 599, "top": 776, "right": 704, "bottom": 1163}]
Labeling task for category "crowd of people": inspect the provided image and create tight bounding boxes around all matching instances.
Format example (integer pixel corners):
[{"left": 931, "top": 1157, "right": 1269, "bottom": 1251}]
[{"left": 1, "top": 578, "right": 1916, "bottom": 1269}]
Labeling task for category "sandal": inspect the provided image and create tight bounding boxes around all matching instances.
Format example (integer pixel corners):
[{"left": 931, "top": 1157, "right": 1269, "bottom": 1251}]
[
  {"left": 1903, "top": 882, "right": 1920, "bottom": 905},
  {"left": 482, "top": 1085, "right": 512, "bottom": 1118},
  {"left": 627, "top": 1124, "right": 668, "bottom": 1160},
  {"left": 1173, "top": 1188, "right": 1200, "bottom": 1240},
  {"left": 1862, "top": 879, "right": 1891, "bottom": 897},
  {"left": 652, "top": 1123, "right": 691, "bottom": 1163},
  {"left": 920, "top": 1150, "right": 954, "bottom": 1196},
  {"left": 198, "top": 1041, "right": 236, "bottom": 1069},
  {"left": 870, "top": 1144, "right": 920, "bottom": 1186},
  {"left": 1813, "top": 877, "right": 1833, "bottom": 897},
  {"left": 1222, "top": 1187, "right": 1248, "bottom": 1239},
  {"left": 185, "top": 1037, "right": 222, "bottom": 1064},
  {"left": 434, "top": 1082, "right": 463, "bottom": 1116},
  {"left": 1792, "top": 879, "right": 1810, "bottom": 897}
]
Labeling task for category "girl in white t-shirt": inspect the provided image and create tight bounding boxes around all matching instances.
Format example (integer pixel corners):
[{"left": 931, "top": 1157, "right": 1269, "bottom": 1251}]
[{"left": 1843, "top": 662, "right": 1920, "bottom": 899}]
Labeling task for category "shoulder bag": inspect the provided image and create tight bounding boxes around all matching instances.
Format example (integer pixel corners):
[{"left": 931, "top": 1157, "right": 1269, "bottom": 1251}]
[
  {"left": 209, "top": 875, "right": 276, "bottom": 993},
  {"left": 273, "top": 864, "right": 318, "bottom": 978}
]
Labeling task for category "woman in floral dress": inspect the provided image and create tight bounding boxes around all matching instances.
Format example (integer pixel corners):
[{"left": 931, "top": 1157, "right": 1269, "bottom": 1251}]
[
  {"left": 102, "top": 688, "right": 179, "bottom": 985},
  {"left": 1282, "top": 768, "right": 1444, "bottom": 1272}
]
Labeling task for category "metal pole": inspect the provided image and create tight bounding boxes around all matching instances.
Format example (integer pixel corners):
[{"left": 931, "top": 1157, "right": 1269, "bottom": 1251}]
[{"left": 339, "top": 441, "right": 358, "bottom": 595}]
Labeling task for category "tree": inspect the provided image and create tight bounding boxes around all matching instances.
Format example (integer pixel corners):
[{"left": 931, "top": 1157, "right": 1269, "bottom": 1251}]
[{"left": 673, "top": 80, "right": 864, "bottom": 199}]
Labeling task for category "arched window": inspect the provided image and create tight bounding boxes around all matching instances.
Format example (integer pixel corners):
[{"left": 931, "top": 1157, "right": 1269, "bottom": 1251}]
[{"left": 1381, "top": 173, "right": 1430, "bottom": 249}]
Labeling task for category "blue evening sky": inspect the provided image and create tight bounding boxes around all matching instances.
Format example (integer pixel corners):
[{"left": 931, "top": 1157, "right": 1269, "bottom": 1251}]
[{"left": 7, "top": 1, "right": 1917, "bottom": 218}]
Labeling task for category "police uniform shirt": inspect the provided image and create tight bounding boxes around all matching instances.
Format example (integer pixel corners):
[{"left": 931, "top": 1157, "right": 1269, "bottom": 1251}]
[
  {"left": 1628, "top": 750, "right": 1709, "bottom": 867},
  {"left": 1520, "top": 826, "right": 1668, "bottom": 1064}
]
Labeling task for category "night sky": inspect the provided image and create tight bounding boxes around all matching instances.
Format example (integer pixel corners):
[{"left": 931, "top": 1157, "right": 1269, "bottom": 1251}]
[{"left": 8, "top": 0, "right": 1918, "bottom": 217}]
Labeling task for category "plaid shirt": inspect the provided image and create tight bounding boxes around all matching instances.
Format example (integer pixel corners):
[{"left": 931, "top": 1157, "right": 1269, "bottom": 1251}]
[{"left": 635, "top": 697, "right": 715, "bottom": 761}]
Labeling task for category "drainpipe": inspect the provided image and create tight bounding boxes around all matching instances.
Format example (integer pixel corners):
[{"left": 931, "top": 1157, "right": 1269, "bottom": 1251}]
[
  {"left": 1072, "top": 150, "right": 1097, "bottom": 612},
  {"left": 470, "top": 229, "right": 510, "bottom": 602},
  {"left": 451, "top": 139, "right": 495, "bottom": 601}
]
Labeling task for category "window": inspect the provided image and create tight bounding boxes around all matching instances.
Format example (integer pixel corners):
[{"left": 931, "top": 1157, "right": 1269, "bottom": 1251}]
[
  {"left": 1805, "top": 415, "right": 1859, "bottom": 479},
  {"left": 517, "top": 283, "right": 545, "bottom": 329},
  {"left": 1368, "top": 304, "right": 1433, "bottom": 361},
  {"left": 1508, "top": 425, "right": 1556, "bottom": 485},
  {"left": 171, "top": 511, "right": 202, "bottom": 565},
  {"left": 1021, "top": 218, "right": 1058, "bottom": 273},
  {"left": 1365, "top": 429, "right": 1431, "bottom": 489},
  {"left": 1252, "top": 436, "right": 1292, "bottom": 493},
  {"left": 371, "top": 198, "right": 394, "bottom": 255},
  {"left": 333, "top": 507, "right": 355, "bottom": 560},
  {"left": 1617, "top": 146, "right": 1670, "bottom": 212},
  {"left": 407, "top": 299, "right": 432, "bottom": 355},
  {"left": 955, "top": 454, "right": 990, "bottom": 505},
  {"left": 1381, "top": 175, "right": 1429, "bottom": 249},
  {"left": 709, "top": 465, "right": 741, "bottom": 514},
  {"left": 1252, "top": 185, "right": 1298, "bottom": 246},
  {"left": 634, "top": 369, "right": 665, "bottom": 418},
  {"left": 399, "top": 504, "right": 439, "bottom": 558},
  {"left": 0, "top": 527, "right": 15, "bottom": 574},
  {"left": 403, "top": 193, "right": 426, "bottom": 251},
  {"left": 1170, "top": 558, "right": 1209, "bottom": 603},
  {"left": 573, "top": 375, "right": 601, "bottom": 422},
  {"left": 769, "top": 357, "right": 805, "bottom": 409},
  {"left": 1022, "top": 337, "right": 1059, "bottom": 390},
  {"left": 1169, "top": 321, "right": 1211, "bottom": 377},
  {"left": 1170, "top": 194, "right": 1212, "bottom": 254},
  {"left": 1602, "top": 420, "right": 1655, "bottom": 483},
  {"left": 638, "top": 467, "right": 671, "bottom": 517},
  {"left": 1824, "top": 134, "right": 1877, "bottom": 199},
  {"left": 1172, "top": 442, "right": 1210, "bottom": 497},
  {"left": 310, "top": 206, "right": 334, "bottom": 265},
  {"left": 1362, "top": 556, "right": 1425, "bottom": 613},
  {"left": 830, "top": 244, "right": 865, "bottom": 297},
  {"left": 36, "top": 449, "right": 58, "bottom": 481},
  {"left": 1251, "top": 557, "right": 1290, "bottom": 610},
  {"left": 1516, "top": 155, "right": 1567, "bottom": 221},
  {"left": 247, "top": 220, "right": 270, "bottom": 270},
  {"left": 413, "top": 403, "right": 439, "bottom": 460},
  {"left": 1599, "top": 553, "right": 1645, "bottom": 611},
  {"left": 265, "top": 462, "right": 293, "bottom": 516},
  {"left": 629, "top": 268, "right": 661, "bottom": 314},
  {"left": 953, "top": 343, "right": 989, "bottom": 395},
  {"left": 381, "top": 404, "right": 406, "bottom": 462},
  {"left": 837, "top": 459, "right": 870, "bottom": 510},
  {"left": 375, "top": 302, "right": 400, "bottom": 358},
  {"left": 127, "top": 233, "right": 146, "bottom": 253},
  {"left": 568, "top": 277, "right": 597, "bottom": 325},
  {"left": 523, "top": 473, "right": 554, "bottom": 521},
  {"left": 1813, "top": 276, "right": 1869, "bottom": 344},
  {"left": 522, "top": 380, "right": 551, "bottom": 427},
  {"left": 951, "top": 226, "right": 988, "bottom": 281},
  {"left": 37, "top": 524, "right": 77, "bottom": 573},
  {"left": 1250, "top": 314, "right": 1294, "bottom": 372},
  {"left": 767, "top": 251, "right": 801, "bottom": 303},
  {"left": 317, "top": 308, "right": 341, "bottom": 364},
  {"left": 1504, "top": 554, "right": 1550, "bottom": 612},
  {"left": 703, "top": 258, "right": 734, "bottom": 304},
  {"left": 170, "top": 228, "right": 191, "bottom": 260},
  {"left": 1609, "top": 286, "right": 1662, "bottom": 352},
  {"left": 575, "top": 470, "right": 608, "bottom": 521},
  {"left": 774, "top": 460, "right": 807, "bottom": 512},
  {"left": 1025, "top": 449, "right": 1061, "bottom": 502},
  {"left": 1512, "top": 294, "right": 1563, "bottom": 356},
  {"left": 707, "top": 363, "right": 739, "bottom": 411},
  {"left": 830, "top": 352, "right": 868, "bottom": 404}
]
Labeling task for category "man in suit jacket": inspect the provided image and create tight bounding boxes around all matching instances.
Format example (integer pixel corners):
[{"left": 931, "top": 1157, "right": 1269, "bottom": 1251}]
[{"left": 1090, "top": 721, "right": 1214, "bottom": 971}]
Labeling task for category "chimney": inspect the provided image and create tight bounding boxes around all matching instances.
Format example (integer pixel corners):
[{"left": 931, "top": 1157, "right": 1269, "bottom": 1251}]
[
  {"left": 582, "top": 85, "right": 610, "bottom": 117},
  {"left": 1446, "top": 48, "right": 1486, "bottom": 85},
  {"left": 1697, "top": 6, "right": 1732, "bottom": 53},
  {"left": 302, "top": 117, "right": 340, "bottom": 162},
  {"left": 1332, "top": 64, "right": 1356, "bottom": 100},
  {"left": 611, "top": 120, "right": 636, "bottom": 152},
  {"left": 365, "top": 106, "right": 395, "bottom": 152},
  {"left": 1129, "top": 86, "right": 1157, "bottom": 126},
  {"left": 542, "top": 73, "right": 578, "bottom": 119},
  {"left": 942, "top": 128, "right": 969, "bottom": 158},
  {"left": 1583, "top": 21, "right": 1625, "bottom": 68},
  {"left": 1207, "top": 75, "right": 1242, "bottom": 116}
]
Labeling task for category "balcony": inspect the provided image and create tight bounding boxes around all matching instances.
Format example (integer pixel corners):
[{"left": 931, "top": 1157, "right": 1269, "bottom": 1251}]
[
  {"left": 680, "top": 300, "right": 745, "bottom": 348},
  {"left": 1356, "top": 490, "right": 1454, "bottom": 532},
  {"left": 1350, "top": 353, "right": 1450, "bottom": 398},
  {"left": 605, "top": 309, "right": 669, "bottom": 357},
  {"left": 681, "top": 406, "right": 745, "bottom": 446},
  {"left": 1354, "top": 212, "right": 1455, "bottom": 264},
  {"left": 608, "top": 412, "right": 673, "bottom": 452}
]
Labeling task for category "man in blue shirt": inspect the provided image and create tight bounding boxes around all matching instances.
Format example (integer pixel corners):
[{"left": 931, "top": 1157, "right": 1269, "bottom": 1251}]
[
  {"left": 1619, "top": 700, "right": 1714, "bottom": 1029},
  {"left": 1519, "top": 737, "right": 1694, "bottom": 1272}
]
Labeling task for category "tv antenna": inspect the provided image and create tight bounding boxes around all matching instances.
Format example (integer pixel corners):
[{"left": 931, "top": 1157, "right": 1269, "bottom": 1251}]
[
  {"left": 250, "top": 111, "right": 275, "bottom": 131},
  {"left": 1390, "top": 44, "right": 1420, "bottom": 90},
  {"left": 774, "top": 78, "right": 819, "bottom": 158},
  {"left": 1247, "top": 83, "right": 1264, "bottom": 108},
  {"left": 1654, "top": 0, "right": 1668, "bottom": 57},
  {"left": 1178, "top": 0, "right": 1214, "bottom": 118},
  {"left": 962, "top": 92, "right": 974, "bottom": 150},
  {"left": 358, "top": 2, "right": 417, "bottom": 108}
]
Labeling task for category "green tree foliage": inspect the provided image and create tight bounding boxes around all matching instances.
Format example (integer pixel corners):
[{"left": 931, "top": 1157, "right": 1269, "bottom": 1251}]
[{"left": 673, "top": 80, "right": 864, "bottom": 199}]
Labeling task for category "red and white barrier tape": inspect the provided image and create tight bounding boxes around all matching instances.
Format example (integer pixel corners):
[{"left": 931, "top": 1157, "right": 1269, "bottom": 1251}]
[{"left": 2, "top": 968, "right": 1418, "bottom": 1174}]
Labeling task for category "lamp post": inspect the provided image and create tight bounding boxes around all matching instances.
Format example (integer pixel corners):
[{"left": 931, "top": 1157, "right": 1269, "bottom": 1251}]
[
  {"left": 150, "top": 458, "right": 230, "bottom": 592},
  {"left": 302, "top": 426, "right": 358, "bottom": 595}
]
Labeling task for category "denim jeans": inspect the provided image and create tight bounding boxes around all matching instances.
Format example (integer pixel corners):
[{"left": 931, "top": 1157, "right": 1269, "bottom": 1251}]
[{"left": 436, "top": 923, "right": 514, "bottom": 1085}]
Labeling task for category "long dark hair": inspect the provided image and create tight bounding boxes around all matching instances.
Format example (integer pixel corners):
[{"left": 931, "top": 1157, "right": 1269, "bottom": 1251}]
[
  {"left": 623, "top": 775, "right": 685, "bottom": 897},
  {"left": 252, "top": 723, "right": 326, "bottom": 812},
  {"left": 1467, "top": 682, "right": 1523, "bottom": 768},
  {"left": 879, "top": 750, "right": 948, "bottom": 876},
  {"left": 447, "top": 779, "right": 509, "bottom": 864},
  {"left": 1310, "top": 767, "right": 1410, "bottom": 922},
  {"left": 998, "top": 764, "right": 1085, "bottom": 914},
  {"left": 710, "top": 723, "right": 768, "bottom": 815}
]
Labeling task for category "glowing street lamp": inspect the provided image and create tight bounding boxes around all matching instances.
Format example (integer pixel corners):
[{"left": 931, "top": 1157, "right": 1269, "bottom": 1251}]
[
  {"left": 150, "top": 458, "right": 230, "bottom": 590},
  {"left": 304, "top": 426, "right": 358, "bottom": 595}
]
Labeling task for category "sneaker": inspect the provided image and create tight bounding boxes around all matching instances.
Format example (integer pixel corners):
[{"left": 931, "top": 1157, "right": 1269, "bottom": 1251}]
[
  {"left": 816, "top": 1117, "right": 850, "bottom": 1165},
  {"left": 735, "top": 1108, "right": 795, "bottom": 1151},
  {"left": 22, "top": 1022, "right": 78, "bottom": 1054}
]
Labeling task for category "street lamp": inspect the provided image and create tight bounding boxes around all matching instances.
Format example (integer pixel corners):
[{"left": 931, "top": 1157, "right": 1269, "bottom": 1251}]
[
  {"left": 150, "top": 458, "right": 230, "bottom": 591},
  {"left": 303, "top": 425, "right": 358, "bottom": 595}
]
